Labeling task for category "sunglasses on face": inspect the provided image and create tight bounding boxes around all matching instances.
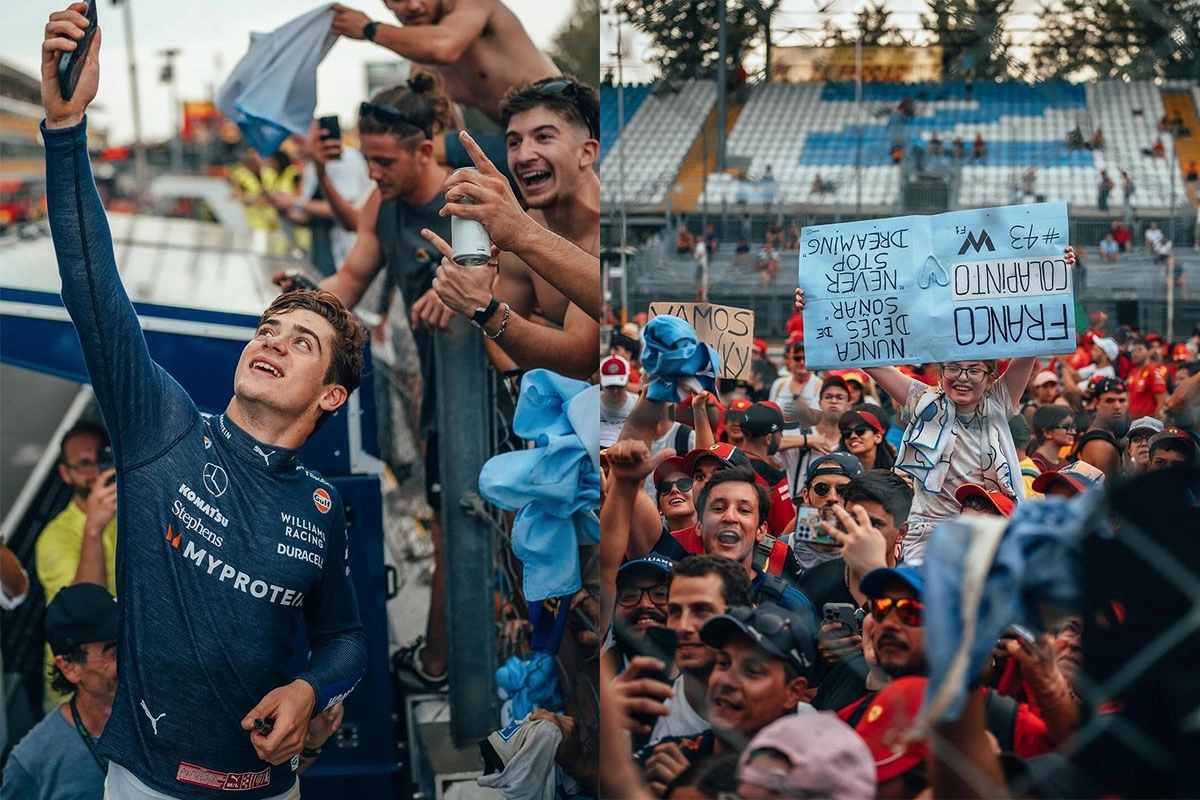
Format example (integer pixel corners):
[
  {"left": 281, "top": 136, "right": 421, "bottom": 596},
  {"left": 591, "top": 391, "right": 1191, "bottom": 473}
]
[
  {"left": 869, "top": 596, "right": 923, "bottom": 625},
  {"left": 842, "top": 424, "right": 875, "bottom": 438},
  {"left": 1050, "top": 424, "right": 1076, "bottom": 432},
  {"left": 810, "top": 481, "right": 841, "bottom": 498},
  {"left": 616, "top": 584, "right": 669, "bottom": 607},
  {"left": 656, "top": 477, "right": 694, "bottom": 496},
  {"left": 530, "top": 78, "right": 599, "bottom": 139},
  {"left": 358, "top": 102, "right": 432, "bottom": 139}
]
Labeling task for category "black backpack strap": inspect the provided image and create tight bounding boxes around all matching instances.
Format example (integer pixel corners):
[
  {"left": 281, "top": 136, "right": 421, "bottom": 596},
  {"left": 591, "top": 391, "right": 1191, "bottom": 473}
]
[
  {"left": 753, "top": 573, "right": 790, "bottom": 605},
  {"left": 752, "top": 535, "right": 777, "bottom": 575}
]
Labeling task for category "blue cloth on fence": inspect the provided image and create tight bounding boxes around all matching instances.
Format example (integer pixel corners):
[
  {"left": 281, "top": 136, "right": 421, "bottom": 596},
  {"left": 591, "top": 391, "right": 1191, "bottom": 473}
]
[
  {"left": 496, "top": 653, "right": 561, "bottom": 727},
  {"left": 640, "top": 316, "right": 721, "bottom": 402},
  {"left": 215, "top": 6, "right": 337, "bottom": 155},
  {"left": 919, "top": 493, "right": 1098, "bottom": 728},
  {"left": 479, "top": 372, "right": 600, "bottom": 601}
]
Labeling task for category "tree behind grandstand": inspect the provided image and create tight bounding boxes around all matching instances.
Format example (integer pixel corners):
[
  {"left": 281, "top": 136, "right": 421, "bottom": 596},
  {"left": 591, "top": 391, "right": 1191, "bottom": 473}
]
[
  {"left": 552, "top": 0, "right": 602, "bottom": 87},
  {"left": 921, "top": 0, "right": 1016, "bottom": 80},
  {"left": 1033, "top": 0, "right": 1199, "bottom": 81},
  {"left": 616, "top": 0, "right": 763, "bottom": 79}
]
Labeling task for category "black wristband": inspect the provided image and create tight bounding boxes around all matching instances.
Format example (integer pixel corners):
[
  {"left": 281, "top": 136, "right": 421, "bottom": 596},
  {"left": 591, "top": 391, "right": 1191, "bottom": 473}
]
[
  {"left": 300, "top": 747, "right": 323, "bottom": 759},
  {"left": 362, "top": 21, "right": 379, "bottom": 41}
]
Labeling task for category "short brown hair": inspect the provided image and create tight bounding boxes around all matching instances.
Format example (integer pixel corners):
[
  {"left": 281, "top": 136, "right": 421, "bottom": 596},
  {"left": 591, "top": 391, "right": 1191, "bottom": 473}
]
[
  {"left": 259, "top": 290, "right": 368, "bottom": 421},
  {"left": 500, "top": 75, "right": 599, "bottom": 139}
]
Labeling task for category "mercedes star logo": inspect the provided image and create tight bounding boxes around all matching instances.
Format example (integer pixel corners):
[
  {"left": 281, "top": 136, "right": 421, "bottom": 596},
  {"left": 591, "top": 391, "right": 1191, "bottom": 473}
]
[{"left": 202, "top": 463, "right": 229, "bottom": 497}]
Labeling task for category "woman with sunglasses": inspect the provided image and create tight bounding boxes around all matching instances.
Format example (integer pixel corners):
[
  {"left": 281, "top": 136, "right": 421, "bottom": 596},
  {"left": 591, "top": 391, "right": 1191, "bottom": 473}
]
[
  {"left": 1028, "top": 405, "right": 1075, "bottom": 474},
  {"left": 794, "top": 248, "right": 1075, "bottom": 560},
  {"left": 838, "top": 407, "right": 896, "bottom": 471},
  {"left": 653, "top": 459, "right": 697, "bottom": 533}
]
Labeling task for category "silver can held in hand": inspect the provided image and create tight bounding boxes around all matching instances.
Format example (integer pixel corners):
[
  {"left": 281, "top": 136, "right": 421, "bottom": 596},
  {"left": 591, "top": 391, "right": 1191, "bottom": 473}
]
[{"left": 450, "top": 167, "right": 492, "bottom": 266}]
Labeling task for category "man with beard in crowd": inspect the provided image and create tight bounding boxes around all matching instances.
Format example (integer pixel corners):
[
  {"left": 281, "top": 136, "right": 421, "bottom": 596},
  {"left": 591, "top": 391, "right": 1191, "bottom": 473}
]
[
  {"left": 612, "top": 555, "right": 754, "bottom": 756},
  {"left": 1070, "top": 376, "right": 1129, "bottom": 481},
  {"left": 608, "top": 555, "right": 674, "bottom": 675},
  {"left": 35, "top": 422, "right": 118, "bottom": 712}
]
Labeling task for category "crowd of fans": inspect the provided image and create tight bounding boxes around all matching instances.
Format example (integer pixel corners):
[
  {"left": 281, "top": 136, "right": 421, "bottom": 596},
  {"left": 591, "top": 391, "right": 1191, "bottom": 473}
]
[{"left": 598, "top": 260, "right": 1200, "bottom": 797}]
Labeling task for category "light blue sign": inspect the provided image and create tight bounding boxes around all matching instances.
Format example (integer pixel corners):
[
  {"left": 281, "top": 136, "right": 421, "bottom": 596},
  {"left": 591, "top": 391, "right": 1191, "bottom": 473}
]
[{"left": 798, "top": 202, "right": 1074, "bottom": 370}]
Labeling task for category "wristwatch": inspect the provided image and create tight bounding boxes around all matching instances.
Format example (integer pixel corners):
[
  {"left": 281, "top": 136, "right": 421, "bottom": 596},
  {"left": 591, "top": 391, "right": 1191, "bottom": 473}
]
[
  {"left": 471, "top": 297, "right": 501, "bottom": 328},
  {"left": 363, "top": 21, "right": 379, "bottom": 41}
]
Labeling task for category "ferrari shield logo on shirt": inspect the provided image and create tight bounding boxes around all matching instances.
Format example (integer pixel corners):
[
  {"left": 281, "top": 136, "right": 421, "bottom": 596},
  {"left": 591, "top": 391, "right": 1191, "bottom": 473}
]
[
  {"left": 203, "top": 463, "right": 229, "bottom": 497},
  {"left": 313, "top": 488, "right": 332, "bottom": 514}
]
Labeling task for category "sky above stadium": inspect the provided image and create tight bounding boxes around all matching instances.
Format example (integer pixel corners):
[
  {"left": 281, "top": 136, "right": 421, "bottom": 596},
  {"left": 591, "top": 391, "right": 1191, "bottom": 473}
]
[
  {"left": 2, "top": 1, "right": 570, "bottom": 145},
  {"left": 601, "top": 0, "right": 1049, "bottom": 84}
]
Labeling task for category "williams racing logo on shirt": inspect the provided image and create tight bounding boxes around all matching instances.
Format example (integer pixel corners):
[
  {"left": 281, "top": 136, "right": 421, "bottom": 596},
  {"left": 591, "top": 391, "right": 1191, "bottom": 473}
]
[{"left": 313, "top": 488, "right": 332, "bottom": 514}]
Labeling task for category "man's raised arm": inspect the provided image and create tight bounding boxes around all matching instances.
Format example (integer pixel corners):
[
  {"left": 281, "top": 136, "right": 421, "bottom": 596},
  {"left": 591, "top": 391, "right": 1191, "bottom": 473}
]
[
  {"left": 331, "top": 1, "right": 489, "bottom": 65},
  {"left": 42, "top": 4, "right": 195, "bottom": 468}
]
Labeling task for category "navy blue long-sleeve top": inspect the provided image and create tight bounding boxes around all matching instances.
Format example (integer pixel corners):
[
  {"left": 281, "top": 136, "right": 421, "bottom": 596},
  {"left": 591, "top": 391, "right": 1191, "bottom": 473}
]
[{"left": 44, "top": 117, "right": 366, "bottom": 799}]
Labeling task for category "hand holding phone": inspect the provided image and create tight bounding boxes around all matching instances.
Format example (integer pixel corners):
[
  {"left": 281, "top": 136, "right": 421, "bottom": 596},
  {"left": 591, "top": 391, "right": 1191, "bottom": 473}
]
[
  {"left": 822, "top": 603, "right": 860, "bottom": 637},
  {"left": 96, "top": 443, "right": 115, "bottom": 486},
  {"left": 794, "top": 505, "right": 840, "bottom": 548},
  {"left": 57, "top": 2, "right": 99, "bottom": 102},
  {"left": 626, "top": 626, "right": 678, "bottom": 732},
  {"left": 318, "top": 115, "right": 341, "bottom": 141}
]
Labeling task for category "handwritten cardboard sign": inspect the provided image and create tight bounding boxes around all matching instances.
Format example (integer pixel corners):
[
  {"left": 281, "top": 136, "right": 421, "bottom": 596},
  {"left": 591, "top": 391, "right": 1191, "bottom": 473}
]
[
  {"left": 648, "top": 301, "right": 755, "bottom": 380},
  {"left": 799, "top": 202, "right": 1074, "bottom": 370}
]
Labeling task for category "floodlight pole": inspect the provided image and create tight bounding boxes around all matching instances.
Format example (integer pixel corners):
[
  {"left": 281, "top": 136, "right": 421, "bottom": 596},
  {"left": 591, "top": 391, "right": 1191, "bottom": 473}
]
[
  {"left": 615, "top": 15, "right": 629, "bottom": 326},
  {"left": 855, "top": 37, "right": 863, "bottom": 216},
  {"left": 716, "top": 0, "right": 727, "bottom": 173},
  {"left": 116, "top": 0, "right": 149, "bottom": 208}
]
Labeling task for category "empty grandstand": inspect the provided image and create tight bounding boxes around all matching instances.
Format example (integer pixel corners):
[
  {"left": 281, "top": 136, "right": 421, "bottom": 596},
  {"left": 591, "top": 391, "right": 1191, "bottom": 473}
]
[{"left": 602, "top": 77, "right": 1196, "bottom": 216}]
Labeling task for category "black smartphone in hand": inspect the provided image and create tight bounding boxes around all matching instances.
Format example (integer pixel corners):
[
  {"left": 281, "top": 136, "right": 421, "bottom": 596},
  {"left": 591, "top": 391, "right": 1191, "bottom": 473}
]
[
  {"left": 58, "top": 2, "right": 99, "bottom": 101},
  {"left": 628, "top": 626, "right": 678, "bottom": 731},
  {"left": 318, "top": 115, "right": 341, "bottom": 141},
  {"left": 96, "top": 443, "right": 115, "bottom": 486}
]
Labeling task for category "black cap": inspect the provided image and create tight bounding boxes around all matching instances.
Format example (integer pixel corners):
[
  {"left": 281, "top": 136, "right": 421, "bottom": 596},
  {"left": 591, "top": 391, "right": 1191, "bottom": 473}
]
[
  {"left": 45, "top": 583, "right": 117, "bottom": 655},
  {"left": 700, "top": 603, "right": 818, "bottom": 681},
  {"left": 742, "top": 402, "right": 800, "bottom": 437},
  {"left": 805, "top": 452, "right": 864, "bottom": 485}
]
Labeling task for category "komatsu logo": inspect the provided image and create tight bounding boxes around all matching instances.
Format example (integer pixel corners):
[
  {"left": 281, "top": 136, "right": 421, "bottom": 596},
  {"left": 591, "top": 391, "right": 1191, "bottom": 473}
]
[{"left": 178, "top": 483, "right": 230, "bottom": 527}]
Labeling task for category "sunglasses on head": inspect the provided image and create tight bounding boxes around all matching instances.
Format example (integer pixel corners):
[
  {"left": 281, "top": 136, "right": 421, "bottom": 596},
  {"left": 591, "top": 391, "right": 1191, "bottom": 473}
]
[
  {"left": 530, "top": 78, "right": 599, "bottom": 139},
  {"left": 656, "top": 477, "right": 694, "bottom": 496},
  {"left": 842, "top": 424, "right": 875, "bottom": 438},
  {"left": 869, "top": 596, "right": 924, "bottom": 626},
  {"left": 359, "top": 102, "right": 432, "bottom": 139},
  {"left": 728, "top": 605, "right": 793, "bottom": 636},
  {"left": 616, "top": 584, "right": 669, "bottom": 607}
]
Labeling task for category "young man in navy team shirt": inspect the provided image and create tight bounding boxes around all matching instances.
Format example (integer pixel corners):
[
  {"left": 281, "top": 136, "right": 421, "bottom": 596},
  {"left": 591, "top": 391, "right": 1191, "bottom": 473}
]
[{"left": 40, "top": 6, "right": 368, "bottom": 798}]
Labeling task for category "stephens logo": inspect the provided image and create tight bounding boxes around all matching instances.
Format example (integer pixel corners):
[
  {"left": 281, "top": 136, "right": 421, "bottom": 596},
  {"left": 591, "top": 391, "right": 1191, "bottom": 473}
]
[
  {"left": 313, "top": 488, "right": 332, "bottom": 514},
  {"left": 203, "top": 463, "right": 228, "bottom": 497}
]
